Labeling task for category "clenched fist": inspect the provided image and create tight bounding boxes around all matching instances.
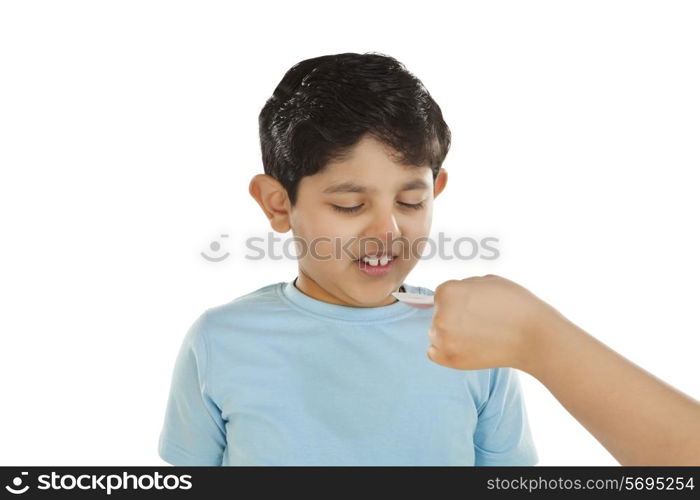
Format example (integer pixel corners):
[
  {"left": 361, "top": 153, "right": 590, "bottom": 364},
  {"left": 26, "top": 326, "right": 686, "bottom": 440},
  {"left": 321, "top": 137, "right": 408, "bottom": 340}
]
[{"left": 426, "top": 274, "right": 561, "bottom": 371}]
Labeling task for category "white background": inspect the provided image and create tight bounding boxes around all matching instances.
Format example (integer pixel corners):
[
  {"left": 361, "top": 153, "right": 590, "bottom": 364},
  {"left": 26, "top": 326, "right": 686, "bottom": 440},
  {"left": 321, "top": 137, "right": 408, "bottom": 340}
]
[{"left": 1, "top": 0, "right": 698, "bottom": 466}]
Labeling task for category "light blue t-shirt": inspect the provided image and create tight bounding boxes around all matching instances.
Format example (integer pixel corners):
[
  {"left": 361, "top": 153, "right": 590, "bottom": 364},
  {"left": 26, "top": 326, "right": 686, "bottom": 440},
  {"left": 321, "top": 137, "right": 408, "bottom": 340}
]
[{"left": 158, "top": 278, "right": 538, "bottom": 466}]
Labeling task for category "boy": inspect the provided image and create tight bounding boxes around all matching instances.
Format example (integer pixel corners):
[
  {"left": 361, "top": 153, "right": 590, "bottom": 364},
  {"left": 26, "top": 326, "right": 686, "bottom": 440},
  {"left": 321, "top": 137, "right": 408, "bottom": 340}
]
[{"left": 157, "top": 52, "right": 538, "bottom": 466}]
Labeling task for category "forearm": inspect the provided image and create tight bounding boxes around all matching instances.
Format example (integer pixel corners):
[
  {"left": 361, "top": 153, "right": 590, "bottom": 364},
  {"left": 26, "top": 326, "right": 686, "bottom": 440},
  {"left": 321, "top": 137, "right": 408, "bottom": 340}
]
[{"left": 520, "top": 309, "right": 700, "bottom": 465}]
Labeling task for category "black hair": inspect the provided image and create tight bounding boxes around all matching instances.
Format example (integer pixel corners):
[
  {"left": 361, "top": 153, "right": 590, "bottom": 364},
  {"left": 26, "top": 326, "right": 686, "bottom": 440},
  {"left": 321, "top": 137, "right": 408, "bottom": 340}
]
[{"left": 258, "top": 52, "right": 451, "bottom": 206}]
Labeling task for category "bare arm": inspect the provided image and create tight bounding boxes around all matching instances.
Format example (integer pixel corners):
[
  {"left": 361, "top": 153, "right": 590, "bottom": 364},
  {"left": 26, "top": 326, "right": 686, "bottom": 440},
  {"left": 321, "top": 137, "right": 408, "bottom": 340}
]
[
  {"left": 427, "top": 275, "right": 700, "bottom": 465},
  {"left": 520, "top": 311, "right": 700, "bottom": 466}
]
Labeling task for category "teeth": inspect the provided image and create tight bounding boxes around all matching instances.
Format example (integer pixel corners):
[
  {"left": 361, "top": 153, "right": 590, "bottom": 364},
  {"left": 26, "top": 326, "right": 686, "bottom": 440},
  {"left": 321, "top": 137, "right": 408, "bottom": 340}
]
[{"left": 361, "top": 255, "right": 392, "bottom": 266}]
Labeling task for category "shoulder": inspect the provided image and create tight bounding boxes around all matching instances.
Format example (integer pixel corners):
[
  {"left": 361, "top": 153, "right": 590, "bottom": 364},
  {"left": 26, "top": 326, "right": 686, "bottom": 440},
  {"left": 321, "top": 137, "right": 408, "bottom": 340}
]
[
  {"left": 198, "top": 281, "right": 289, "bottom": 337},
  {"left": 207, "top": 281, "right": 285, "bottom": 314}
]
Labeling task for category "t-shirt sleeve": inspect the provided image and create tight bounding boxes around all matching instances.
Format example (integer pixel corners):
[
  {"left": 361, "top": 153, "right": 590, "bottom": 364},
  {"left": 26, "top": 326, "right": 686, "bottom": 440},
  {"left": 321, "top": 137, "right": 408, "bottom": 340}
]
[
  {"left": 473, "top": 367, "right": 539, "bottom": 466},
  {"left": 158, "top": 311, "right": 227, "bottom": 466}
]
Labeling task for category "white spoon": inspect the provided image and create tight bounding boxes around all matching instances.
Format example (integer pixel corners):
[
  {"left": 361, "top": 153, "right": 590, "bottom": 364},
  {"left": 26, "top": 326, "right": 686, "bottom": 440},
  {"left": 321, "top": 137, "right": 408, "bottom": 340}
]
[{"left": 391, "top": 292, "right": 434, "bottom": 309}]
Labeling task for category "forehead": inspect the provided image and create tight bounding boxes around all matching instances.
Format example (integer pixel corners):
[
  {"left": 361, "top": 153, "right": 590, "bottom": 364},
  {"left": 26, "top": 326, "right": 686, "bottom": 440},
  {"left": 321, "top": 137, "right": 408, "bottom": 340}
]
[
  {"left": 321, "top": 177, "right": 430, "bottom": 194},
  {"left": 306, "top": 135, "right": 432, "bottom": 192}
]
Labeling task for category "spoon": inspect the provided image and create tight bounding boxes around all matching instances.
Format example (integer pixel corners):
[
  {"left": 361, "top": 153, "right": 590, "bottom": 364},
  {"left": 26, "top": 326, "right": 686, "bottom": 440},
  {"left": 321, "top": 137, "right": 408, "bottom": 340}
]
[{"left": 391, "top": 292, "right": 434, "bottom": 309}]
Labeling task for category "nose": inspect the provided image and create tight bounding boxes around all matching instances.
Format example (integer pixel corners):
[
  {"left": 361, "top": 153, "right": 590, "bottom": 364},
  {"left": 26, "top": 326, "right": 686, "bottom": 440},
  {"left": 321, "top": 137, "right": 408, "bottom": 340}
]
[{"left": 359, "top": 204, "right": 402, "bottom": 254}]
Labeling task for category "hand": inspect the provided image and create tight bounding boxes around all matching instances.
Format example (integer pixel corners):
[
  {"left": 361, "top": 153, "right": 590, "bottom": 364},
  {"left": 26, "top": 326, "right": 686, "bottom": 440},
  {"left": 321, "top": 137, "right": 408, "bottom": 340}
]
[
  {"left": 426, "top": 274, "right": 559, "bottom": 371},
  {"left": 426, "top": 274, "right": 700, "bottom": 465}
]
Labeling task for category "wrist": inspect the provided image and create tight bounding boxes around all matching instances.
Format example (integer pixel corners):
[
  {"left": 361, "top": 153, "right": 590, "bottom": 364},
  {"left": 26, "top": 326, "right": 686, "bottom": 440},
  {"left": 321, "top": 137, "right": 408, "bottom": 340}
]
[{"left": 515, "top": 302, "right": 571, "bottom": 377}]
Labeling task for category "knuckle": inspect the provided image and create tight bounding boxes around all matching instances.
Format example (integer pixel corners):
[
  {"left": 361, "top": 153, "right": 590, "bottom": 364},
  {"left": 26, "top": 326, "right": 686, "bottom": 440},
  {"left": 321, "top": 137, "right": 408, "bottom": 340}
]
[
  {"left": 432, "top": 316, "right": 447, "bottom": 332},
  {"left": 442, "top": 347, "right": 456, "bottom": 364},
  {"left": 435, "top": 281, "right": 461, "bottom": 303},
  {"left": 441, "top": 338, "right": 455, "bottom": 356},
  {"left": 436, "top": 279, "right": 459, "bottom": 295},
  {"left": 427, "top": 345, "right": 441, "bottom": 363}
]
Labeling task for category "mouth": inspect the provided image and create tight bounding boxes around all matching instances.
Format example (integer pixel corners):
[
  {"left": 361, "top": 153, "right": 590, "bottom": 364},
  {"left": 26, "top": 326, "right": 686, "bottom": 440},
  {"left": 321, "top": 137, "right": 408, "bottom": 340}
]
[
  {"left": 353, "top": 253, "right": 398, "bottom": 265},
  {"left": 354, "top": 252, "right": 398, "bottom": 278}
]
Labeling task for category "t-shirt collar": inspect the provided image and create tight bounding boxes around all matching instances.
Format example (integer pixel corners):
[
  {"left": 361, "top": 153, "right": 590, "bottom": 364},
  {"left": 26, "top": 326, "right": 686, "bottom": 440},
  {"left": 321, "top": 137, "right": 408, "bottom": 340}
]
[{"left": 279, "top": 277, "right": 421, "bottom": 323}]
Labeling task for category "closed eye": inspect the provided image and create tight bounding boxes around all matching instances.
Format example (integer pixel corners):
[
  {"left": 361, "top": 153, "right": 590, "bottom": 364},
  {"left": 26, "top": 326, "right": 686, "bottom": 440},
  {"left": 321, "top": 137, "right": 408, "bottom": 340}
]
[
  {"left": 398, "top": 201, "right": 425, "bottom": 210},
  {"left": 332, "top": 204, "right": 363, "bottom": 213},
  {"left": 331, "top": 201, "right": 425, "bottom": 213}
]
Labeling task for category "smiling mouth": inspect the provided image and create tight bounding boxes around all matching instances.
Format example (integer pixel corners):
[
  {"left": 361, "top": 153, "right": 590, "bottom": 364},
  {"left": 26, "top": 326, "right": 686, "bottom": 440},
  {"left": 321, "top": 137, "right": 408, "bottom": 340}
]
[
  {"left": 354, "top": 254, "right": 398, "bottom": 261},
  {"left": 354, "top": 255, "right": 399, "bottom": 269}
]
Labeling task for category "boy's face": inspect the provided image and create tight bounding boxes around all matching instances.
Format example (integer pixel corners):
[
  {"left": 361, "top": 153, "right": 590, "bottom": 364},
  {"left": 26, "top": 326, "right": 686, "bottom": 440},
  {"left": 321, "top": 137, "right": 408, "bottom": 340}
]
[{"left": 286, "top": 134, "right": 448, "bottom": 307}]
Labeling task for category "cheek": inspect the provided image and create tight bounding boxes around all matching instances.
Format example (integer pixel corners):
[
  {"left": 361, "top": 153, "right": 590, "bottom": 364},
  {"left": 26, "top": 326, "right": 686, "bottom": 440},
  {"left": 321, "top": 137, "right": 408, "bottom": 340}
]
[
  {"left": 396, "top": 222, "right": 432, "bottom": 259},
  {"left": 409, "top": 213, "right": 431, "bottom": 231},
  {"left": 295, "top": 219, "right": 358, "bottom": 265}
]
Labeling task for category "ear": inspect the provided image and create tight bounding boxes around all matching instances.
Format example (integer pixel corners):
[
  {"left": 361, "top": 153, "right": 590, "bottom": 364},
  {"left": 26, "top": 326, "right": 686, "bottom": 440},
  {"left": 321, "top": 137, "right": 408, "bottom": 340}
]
[
  {"left": 433, "top": 168, "right": 448, "bottom": 199},
  {"left": 248, "top": 174, "right": 292, "bottom": 233}
]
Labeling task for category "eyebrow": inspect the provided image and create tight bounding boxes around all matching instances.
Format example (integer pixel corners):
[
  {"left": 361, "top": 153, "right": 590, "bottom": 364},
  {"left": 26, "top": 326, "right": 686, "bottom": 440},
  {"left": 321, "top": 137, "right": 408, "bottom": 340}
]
[{"left": 322, "top": 178, "right": 430, "bottom": 194}]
